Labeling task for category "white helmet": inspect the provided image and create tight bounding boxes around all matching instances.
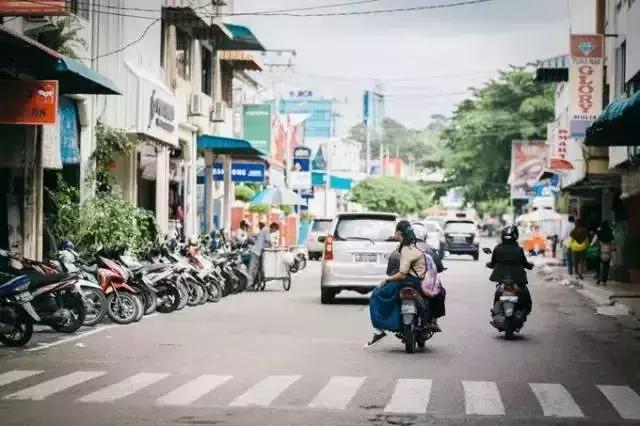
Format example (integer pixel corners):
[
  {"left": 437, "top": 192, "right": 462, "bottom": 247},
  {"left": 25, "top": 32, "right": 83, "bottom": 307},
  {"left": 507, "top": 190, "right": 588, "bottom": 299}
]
[{"left": 412, "top": 223, "right": 427, "bottom": 242}]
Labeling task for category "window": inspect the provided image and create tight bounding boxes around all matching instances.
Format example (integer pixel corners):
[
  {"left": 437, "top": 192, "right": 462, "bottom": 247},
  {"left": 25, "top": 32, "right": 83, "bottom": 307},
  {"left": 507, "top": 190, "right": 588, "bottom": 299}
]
[
  {"left": 69, "top": 0, "right": 90, "bottom": 20},
  {"left": 201, "top": 46, "right": 212, "bottom": 96},
  {"left": 176, "top": 28, "right": 192, "bottom": 81},
  {"left": 160, "top": 20, "right": 165, "bottom": 67},
  {"left": 614, "top": 41, "right": 626, "bottom": 97},
  {"left": 311, "top": 220, "right": 332, "bottom": 233},
  {"left": 334, "top": 216, "right": 397, "bottom": 242},
  {"left": 444, "top": 221, "right": 477, "bottom": 234}
]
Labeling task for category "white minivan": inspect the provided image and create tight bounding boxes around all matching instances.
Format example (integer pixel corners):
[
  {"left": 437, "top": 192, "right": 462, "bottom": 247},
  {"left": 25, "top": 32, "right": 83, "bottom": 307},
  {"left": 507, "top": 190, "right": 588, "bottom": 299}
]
[{"left": 320, "top": 212, "right": 398, "bottom": 304}]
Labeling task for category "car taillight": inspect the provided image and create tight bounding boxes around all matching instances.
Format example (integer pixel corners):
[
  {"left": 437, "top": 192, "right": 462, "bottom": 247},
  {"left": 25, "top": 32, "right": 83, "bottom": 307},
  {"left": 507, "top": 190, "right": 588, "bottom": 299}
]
[{"left": 324, "top": 236, "right": 334, "bottom": 261}]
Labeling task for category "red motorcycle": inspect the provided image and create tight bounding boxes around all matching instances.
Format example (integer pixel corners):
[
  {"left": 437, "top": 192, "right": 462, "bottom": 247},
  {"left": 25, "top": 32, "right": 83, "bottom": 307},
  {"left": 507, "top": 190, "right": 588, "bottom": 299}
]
[{"left": 97, "top": 257, "right": 143, "bottom": 324}]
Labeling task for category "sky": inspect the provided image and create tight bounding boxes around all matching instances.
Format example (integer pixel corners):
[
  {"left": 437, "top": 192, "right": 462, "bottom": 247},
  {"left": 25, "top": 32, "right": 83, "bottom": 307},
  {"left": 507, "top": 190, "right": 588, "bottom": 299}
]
[{"left": 231, "top": 0, "right": 596, "bottom": 133}]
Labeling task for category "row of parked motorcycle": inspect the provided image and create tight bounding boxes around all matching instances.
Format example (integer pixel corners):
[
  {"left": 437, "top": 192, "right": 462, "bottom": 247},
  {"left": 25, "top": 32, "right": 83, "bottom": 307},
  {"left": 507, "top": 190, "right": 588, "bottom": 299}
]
[{"left": 0, "top": 233, "right": 306, "bottom": 348}]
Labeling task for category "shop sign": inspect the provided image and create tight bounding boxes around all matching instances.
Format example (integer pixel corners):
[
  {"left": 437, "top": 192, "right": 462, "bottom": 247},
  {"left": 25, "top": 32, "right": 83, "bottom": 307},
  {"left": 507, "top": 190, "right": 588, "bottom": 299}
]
[
  {"left": 212, "top": 162, "right": 265, "bottom": 183},
  {"left": 0, "top": 80, "right": 58, "bottom": 125},
  {"left": 0, "top": 1, "right": 66, "bottom": 15},
  {"left": 148, "top": 89, "right": 176, "bottom": 134},
  {"left": 569, "top": 34, "right": 604, "bottom": 138},
  {"left": 243, "top": 104, "right": 271, "bottom": 155},
  {"left": 548, "top": 123, "right": 573, "bottom": 170}
]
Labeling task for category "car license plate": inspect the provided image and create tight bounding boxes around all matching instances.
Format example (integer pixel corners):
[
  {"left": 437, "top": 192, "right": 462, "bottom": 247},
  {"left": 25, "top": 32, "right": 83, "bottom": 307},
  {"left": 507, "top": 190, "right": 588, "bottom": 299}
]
[
  {"left": 15, "top": 292, "right": 33, "bottom": 303},
  {"left": 401, "top": 303, "right": 416, "bottom": 314},
  {"left": 354, "top": 253, "right": 377, "bottom": 263}
]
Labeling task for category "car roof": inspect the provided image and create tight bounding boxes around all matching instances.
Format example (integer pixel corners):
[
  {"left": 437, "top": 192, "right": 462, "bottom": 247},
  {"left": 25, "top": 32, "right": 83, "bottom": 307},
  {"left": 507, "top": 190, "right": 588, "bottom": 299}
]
[
  {"left": 444, "top": 219, "right": 476, "bottom": 224},
  {"left": 336, "top": 212, "right": 398, "bottom": 219}
]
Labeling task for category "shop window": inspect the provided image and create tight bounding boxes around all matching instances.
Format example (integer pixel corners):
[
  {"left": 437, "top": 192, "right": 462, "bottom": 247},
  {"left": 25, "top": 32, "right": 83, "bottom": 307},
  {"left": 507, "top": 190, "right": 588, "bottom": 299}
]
[
  {"left": 201, "top": 46, "right": 212, "bottom": 96},
  {"left": 176, "top": 28, "right": 192, "bottom": 81},
  {"left": 221, "top": 62, "right": 233, "bottom": 106},
  {"left": 615, "top": 42, "right": 626, "bottom": 97}
]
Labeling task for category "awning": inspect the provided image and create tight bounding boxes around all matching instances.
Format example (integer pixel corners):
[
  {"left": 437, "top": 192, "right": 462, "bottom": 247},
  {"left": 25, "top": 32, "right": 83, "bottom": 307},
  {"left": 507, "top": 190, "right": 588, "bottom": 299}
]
[
  {"left": 311, "top": 171, "right": 353, "bottom": 190},
  {"left": 197, "top": 134, "right": 266, "bottom": 158},
  {"left": 534, "top": 54, "right": 569, "bottom": 83},
  {"left": 585, "top": 91, "right": 640, "bottom": 146},
  {"left": 216, "top": 23, "right": 265, "bottom": 51},
  {"left": 218, "top": 51, "right": 263, "bottom": 71},
  {"left": 0, "top": 25, "right": 120, "bottom": 95}
]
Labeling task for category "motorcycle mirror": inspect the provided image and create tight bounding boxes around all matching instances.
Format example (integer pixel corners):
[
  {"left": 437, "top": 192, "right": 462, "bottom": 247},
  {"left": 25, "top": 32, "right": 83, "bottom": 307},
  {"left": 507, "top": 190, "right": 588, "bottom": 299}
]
[{"left": 482, "top": 247, "right": 492, "bottom": 254}]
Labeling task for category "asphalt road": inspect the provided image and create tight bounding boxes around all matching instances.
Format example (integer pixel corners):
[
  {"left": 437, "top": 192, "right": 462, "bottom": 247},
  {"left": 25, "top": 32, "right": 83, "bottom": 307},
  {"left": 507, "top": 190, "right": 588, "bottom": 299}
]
[{"left": 1, "top": 247, "right": 640, "bottom": 425}]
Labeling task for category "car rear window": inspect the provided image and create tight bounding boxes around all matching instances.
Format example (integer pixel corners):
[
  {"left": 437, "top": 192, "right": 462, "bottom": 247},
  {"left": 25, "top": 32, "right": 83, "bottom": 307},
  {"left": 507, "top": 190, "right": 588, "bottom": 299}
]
[
  {"left": 335, "top": 216, "right": 396, "bottom": 242},
  {"left": 311, "top": 220, "right": 332, "bottom": 232},
  {"left": 445, "top": 221, "right": 476, "bottom": 233},
  {"left": 424, "top": 222, "right": 441, "bottom": 233}
]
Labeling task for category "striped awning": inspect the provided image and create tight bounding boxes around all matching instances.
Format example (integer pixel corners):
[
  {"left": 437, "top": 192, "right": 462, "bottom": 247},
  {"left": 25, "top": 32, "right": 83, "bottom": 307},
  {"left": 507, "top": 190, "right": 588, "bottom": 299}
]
[{"left": 218, "top": 51, "right": 263, "bottom": 71}]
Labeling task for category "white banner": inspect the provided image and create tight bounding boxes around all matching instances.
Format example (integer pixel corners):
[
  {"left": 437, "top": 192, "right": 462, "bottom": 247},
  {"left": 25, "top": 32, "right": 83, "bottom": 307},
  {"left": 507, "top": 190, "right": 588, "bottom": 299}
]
[{"left": 568, "top": 34, "right": 604, "bottom": 138}]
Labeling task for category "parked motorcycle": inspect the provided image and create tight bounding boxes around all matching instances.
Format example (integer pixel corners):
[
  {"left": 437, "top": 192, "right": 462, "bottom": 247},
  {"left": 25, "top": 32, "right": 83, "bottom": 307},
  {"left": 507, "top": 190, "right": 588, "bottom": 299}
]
[{"left": 0, "top": 275, "right": 36, "bottom": 347}]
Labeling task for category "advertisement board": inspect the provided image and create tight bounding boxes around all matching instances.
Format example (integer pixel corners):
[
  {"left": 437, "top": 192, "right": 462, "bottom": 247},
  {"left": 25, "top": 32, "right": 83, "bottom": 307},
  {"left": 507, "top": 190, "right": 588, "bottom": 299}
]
[
  {"left": 569, "top": 34, "right": 604, "bottom": 138},
  {"left": 289, "top": 146, "right": 311, "bottom": 189},
  {"left": 547, "top": 122, "right": 573, "bottom": 171},
  {"left": 363, "top": 90, "right": 385, "bottom": 135},
  {"left": 509, "top": 141, "right": 548, "bottom": 200},
  {"left": 0, "top": 80, "right": 58, "bottom": 125},
  {"left": 243, "top": 104, "right": 271, "bottom": 155},
  {"left": 280, "top": 99, "right": 333, "bottom": 139},
  {"left": 0, "top": 1, "right": 66, "bottom": 15},
  {"left": 197, "top": 162, "right": 265, "bottom": 183}
]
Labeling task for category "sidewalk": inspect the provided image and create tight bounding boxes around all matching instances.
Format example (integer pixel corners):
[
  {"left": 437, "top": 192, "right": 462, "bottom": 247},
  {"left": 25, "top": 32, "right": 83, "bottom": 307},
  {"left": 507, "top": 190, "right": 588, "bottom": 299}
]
[{"left": 533, "top": 256, "right": 640, "bottom": 319}]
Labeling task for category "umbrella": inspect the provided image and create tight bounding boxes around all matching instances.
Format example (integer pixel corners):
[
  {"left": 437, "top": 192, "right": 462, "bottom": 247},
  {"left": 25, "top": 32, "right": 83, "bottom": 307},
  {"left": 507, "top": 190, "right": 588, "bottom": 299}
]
[
  {"left": 250, "top": 187, "right": 306, "bottom": 206},
  {"left": 516, "top": 209, "right": 562, "bottom": 223}
]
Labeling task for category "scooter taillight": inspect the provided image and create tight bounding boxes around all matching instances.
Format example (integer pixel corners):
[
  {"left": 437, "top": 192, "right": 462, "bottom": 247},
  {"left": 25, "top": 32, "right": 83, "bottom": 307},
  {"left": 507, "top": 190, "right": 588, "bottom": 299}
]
[
  {"left": 399, "top": 288, "right": 418, "bottom": 299},
  {"left": 502, "top": 282, "right": 516, "bottom": 293}
]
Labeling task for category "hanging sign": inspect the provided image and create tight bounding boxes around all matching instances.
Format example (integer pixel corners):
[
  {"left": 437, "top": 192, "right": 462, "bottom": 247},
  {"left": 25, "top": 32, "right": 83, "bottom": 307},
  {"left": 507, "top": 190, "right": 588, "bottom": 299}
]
[
  {"left": 548, "top": 123, "right": 574, "bottom": 170},
  {"left": 0, "top": 80, "right": 58, "bottom": 125},
  {"left": 569, "top": 34, "right": 604, "bottom": 138}
]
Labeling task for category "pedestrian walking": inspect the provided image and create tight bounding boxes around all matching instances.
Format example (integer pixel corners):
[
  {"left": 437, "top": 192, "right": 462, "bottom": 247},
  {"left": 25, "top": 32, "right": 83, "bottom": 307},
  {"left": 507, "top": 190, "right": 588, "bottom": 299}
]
[
  {"left": 569, "top": 219, "right": 589, "bottom": 280},
  {"left": 561, "top": 215, "right": 576, "bottom": 275},
  {"left": 591, "top": 221, "right": 615, "bottom": 286}
]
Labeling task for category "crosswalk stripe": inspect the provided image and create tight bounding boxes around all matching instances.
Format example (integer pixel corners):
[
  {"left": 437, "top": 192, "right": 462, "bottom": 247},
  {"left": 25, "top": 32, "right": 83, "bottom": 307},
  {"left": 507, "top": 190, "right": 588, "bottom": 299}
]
[
  {"left": 156, "top": 375, "right": 233, "bottom": 406},
  {"left": 384, "top": 379, "right": 432, "bottom": 414},
  {"left": 529, "top": 383, "right": 584, "bottom": 418},
  {"left": 308, "top": 376, "right": 365, "bottom": 410},
  {"left": 229, "top": 375, "right": 300, "bottom": 407},
  {"left": 0, "top": 370, "right": 43, "bottom": 387},
  {"left": 78, "top": 373, "right": 169, "bottom": 403},
  {"left": 462, "top": 381, "right": 505, "bottom": 416},
  {"left": 597, "top": 385, "right": 640, "bottom": 420},
  {"left": 4, "top": 371, "right": 105, "bottom": 401}
]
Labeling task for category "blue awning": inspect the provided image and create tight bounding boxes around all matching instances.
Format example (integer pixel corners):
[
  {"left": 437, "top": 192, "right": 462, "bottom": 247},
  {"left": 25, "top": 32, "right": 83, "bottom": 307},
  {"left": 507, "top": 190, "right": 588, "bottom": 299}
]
[
  {"left": 585, "top": 91, "right": 640, "bottom": 146},
  {"left": 197, "top": 134, "right": 266, "bottom": 158},
  {"left": 0, "top": 25, "right": 120, "bottom": 95},
  {"left": 217, "top": 23, "right": 265, "bottom": 51}
]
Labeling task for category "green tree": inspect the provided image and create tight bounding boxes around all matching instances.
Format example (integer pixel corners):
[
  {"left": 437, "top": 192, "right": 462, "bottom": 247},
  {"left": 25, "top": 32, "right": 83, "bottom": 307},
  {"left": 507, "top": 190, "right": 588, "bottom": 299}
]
[
  {"left": 37, "top": 17, "right": 88, "bottom": 58},
  {"left": 442, "top": 67, "right": 554, "bottom": 204},
  {"left": 235, "top": 185, "right": 255, "bottom": 202},
  {"left": 349, "top": 176, "right": 431, "bottom": 216}
]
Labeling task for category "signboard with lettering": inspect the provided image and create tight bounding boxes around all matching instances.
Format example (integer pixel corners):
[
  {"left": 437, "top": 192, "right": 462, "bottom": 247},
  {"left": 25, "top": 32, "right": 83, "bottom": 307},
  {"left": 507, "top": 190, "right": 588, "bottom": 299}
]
[
  {"left": 569, "top": 34, "right": 604, "bottom": 138},
  {"left": 0, "top": 80, "right": 58, "bottom": 125},
  {"left": 212, "top": 162, "right": 265, "bottom": 183},
  {"left": 0, "top": 1, "right": 66, "bottom": 15},
  {"left": 289, "top": 146, "right": 311, "bottom": 189},
  {"left": 547, "top": 123, "right": 573, "bottom": 171},
  {"left": 243, "top": 104, "right": 271, "bottom": 155}
]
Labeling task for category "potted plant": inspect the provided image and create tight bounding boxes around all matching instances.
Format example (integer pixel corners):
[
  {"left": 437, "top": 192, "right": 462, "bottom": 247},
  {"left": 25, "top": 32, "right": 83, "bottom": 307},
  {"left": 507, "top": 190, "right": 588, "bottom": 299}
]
[{"left": 623, "top": 236, "right": 640, "bottom": 284}]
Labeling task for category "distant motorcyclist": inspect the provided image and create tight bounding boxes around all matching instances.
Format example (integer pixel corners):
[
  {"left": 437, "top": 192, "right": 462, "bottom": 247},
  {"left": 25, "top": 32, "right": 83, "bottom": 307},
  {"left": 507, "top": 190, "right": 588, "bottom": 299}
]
[{"left": 486, "top": 224, "right": 534, "bottom": 316}]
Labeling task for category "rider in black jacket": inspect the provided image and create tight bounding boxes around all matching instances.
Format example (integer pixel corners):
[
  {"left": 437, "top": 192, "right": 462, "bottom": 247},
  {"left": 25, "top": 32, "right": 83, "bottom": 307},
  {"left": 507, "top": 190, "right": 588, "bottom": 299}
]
[{"left": 487, "top": 225, "right": 534, "bottom": 315}]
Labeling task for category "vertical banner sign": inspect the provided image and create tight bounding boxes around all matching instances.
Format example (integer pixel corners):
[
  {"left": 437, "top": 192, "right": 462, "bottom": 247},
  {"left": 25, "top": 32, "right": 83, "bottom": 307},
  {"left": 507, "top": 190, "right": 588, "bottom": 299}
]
[
  {"left": 508, "top": 140, "right": 548, "bottom": 200},
  {"left": 569, "top": 34, "right": 604, "bottom": 138},
  {"left": 0, "top": 80, "right": 58, "bottom": 125},
  {"left": 363, "top": 91, "right": 370, "bottom": 126},
  {"left": 243, "top": 104, "right": 271, "bottom": 155},
  {"left": 548, "top": 122, "right": 573, "bottom": 171},
  {"left": 289, "top": 146, "right": 312, "bottom": 189}
]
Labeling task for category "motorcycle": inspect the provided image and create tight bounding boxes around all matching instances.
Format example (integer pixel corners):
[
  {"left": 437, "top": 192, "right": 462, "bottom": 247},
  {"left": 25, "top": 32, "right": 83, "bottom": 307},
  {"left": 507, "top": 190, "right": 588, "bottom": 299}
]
[
  {"left": 397, "top": 286, "right": 433, "bottom": 353},
  {"left": 0, "top": 275, "right": 36, "bottom": 347},
  {"left": 483, "top": 247, "right": 527, "bottom": 340},
  {"left": 96, "top": 256, "right": 142, "bottom": 324},
  {"left": 288, "top": 247, "right": 307, "bottom": 274}
]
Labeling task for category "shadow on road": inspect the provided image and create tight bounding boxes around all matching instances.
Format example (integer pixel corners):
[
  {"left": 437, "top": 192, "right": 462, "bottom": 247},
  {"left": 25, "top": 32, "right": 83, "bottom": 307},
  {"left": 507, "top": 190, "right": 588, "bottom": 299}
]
[{"left": 331, "top": 297, "right": 370, "bottom": 306}]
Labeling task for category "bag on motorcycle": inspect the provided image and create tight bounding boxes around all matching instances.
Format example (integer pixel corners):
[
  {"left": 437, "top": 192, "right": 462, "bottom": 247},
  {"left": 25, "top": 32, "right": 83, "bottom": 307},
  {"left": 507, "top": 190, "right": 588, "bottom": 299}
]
[{"left": 418, "top": 253, "right": 442, "bottom": 297}]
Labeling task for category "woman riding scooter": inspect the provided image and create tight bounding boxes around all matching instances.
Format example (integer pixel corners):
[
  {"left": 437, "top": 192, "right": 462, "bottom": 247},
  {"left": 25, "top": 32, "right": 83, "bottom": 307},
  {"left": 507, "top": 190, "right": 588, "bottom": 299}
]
[{"left": 486, "top": 224, "right": 534, "bottom": 317}]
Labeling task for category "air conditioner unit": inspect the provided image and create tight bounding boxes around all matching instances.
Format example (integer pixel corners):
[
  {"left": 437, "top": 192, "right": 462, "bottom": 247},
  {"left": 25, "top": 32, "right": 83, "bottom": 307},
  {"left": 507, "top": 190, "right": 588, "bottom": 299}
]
[
  {"left": 210, "top": 101, "right": 227, "bottom": 122},
  {"left": 190, "top": 93, "right": 207, "bottom": 117}
]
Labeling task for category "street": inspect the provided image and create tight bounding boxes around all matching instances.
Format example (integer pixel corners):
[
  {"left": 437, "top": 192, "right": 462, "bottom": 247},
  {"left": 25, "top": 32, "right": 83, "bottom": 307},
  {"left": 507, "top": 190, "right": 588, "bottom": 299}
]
[{"left": 1, "top": 247, "right": 640, "bottom": 425}]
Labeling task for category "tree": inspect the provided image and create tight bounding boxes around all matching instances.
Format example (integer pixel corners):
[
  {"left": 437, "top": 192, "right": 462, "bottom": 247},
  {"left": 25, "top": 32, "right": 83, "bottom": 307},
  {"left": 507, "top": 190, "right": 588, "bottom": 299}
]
[
  {"left": 349, "top": 176, "right": 431, "bottom": 216},
  {"left": 37, "top": 17, "right": 88, "bottom": 58},
  {"left": 235, "top": 185, "right": 255, "bottom": 203},
  {"left": 441, "top": 67, "right": 554, "bottom": 204}
]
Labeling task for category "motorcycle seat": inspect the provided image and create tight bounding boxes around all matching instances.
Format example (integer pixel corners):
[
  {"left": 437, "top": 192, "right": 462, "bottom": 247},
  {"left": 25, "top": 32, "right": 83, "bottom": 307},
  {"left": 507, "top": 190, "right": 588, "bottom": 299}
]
[
  {"left": 144, "top": 263, "right": 169, "bottom": 273},
  {"left": 27, "top": 272, "right": 75, "bottom": 288}
]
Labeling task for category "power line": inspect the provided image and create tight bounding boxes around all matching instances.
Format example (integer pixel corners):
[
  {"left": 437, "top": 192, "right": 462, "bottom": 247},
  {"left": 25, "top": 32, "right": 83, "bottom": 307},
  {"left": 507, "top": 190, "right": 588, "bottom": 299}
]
[{"left": 85, "top": 18, "right": 161, "bottom": 61}]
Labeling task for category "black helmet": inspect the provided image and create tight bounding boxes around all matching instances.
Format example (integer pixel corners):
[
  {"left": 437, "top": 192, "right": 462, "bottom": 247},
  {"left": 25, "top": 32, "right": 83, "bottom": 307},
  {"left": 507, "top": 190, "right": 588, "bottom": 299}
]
[{"left": 501, "top": 224, "right": 519, "bottom": 242}]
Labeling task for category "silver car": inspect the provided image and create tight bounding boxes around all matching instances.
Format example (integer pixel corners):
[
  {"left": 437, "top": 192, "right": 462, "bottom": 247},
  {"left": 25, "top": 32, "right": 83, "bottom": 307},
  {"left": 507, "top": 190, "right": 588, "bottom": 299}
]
[
  {"left": 306, "top": 218, "right": 333, "bottom": 261},
  {"left": 320, "top": 212, "right": 398, "bottom": 304}
]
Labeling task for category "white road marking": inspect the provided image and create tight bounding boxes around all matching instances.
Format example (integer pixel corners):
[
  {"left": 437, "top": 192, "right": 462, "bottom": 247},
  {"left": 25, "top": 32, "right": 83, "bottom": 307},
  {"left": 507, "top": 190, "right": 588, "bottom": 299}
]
[
  {"left": 156, "top": 375, "right": 233, "bottom": 406},
  {"left": 25, "top": 325, "right": 117, "bottom": 352},
  {"left": 78, "top": 373, "right": 169, "bottom": 403},
  {"left": 462, "top": 381, "right": 505, "bottom": 416},
  {"left": 598, "top": 385, "right": 640, "bottom": 420},
  {"left": 529, "top": 383, "right": 584, "bottom": 418},
  {"left": 4, "top": 371, "right": 106, "bottom": 401},
  {"left": 0, "top": 370, "right": 43, "bottom": 387},
  {"left": 308, "top": 376, "right": 365, "bottom": 410},
  {"left": 229, "top": 375, "right": 300, "bottom": 407},
  {"left": 384, "top": 379, "right": 432, "bottom": 414}
]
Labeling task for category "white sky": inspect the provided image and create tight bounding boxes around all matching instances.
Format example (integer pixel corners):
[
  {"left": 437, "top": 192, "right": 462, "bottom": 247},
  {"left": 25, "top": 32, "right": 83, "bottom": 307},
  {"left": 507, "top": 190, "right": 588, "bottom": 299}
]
[{"left": 232, "top": 0, "right": 596, "bottom": 132}]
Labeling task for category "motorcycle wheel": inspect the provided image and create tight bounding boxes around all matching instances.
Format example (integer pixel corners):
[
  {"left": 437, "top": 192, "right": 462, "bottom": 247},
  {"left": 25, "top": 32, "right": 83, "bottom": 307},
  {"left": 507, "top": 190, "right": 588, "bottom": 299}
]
[
  {"left": 186, "top": 279, "right": 205, "bottom": 306},
  {"left": 402, "top": 323, "right": 416, "bottom": 354},
  {"left": 176, "top": 282, "right": 189, "bottom": 310},
  {"left": 106, "top": 292, "right": 139, "bottom": 324},
  {"left": 297, "top": 254, "right": 307, "bottom": 271},
  {"left": 81, "top": 287, "right": 107, "bottom": 326},
  {"left": 283, "top": 272, "right": 292, "bottom": 291},
  {"left": 207, "top": 281, "right": 223, "bottom": 303},
  {"left": 133, "top": 295, "right": 145, "bottom": 321},
  {"left": 144, "top": 291, "right": 158, "bottom": 315},
  {"left": 196, "top": 282, "right": 208, "bottom": 305},
  {"left": 504, "top": 317, "right": 516, "bottom": 340},
  {"left": 50, "top": 292, "right": 86, "bottom": 333},
  {"left": 0, "top": 311, "right": 33, "bottom": 347},
  {"left": 155, "top": 284, "right": 180, "bottom": 313}
]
